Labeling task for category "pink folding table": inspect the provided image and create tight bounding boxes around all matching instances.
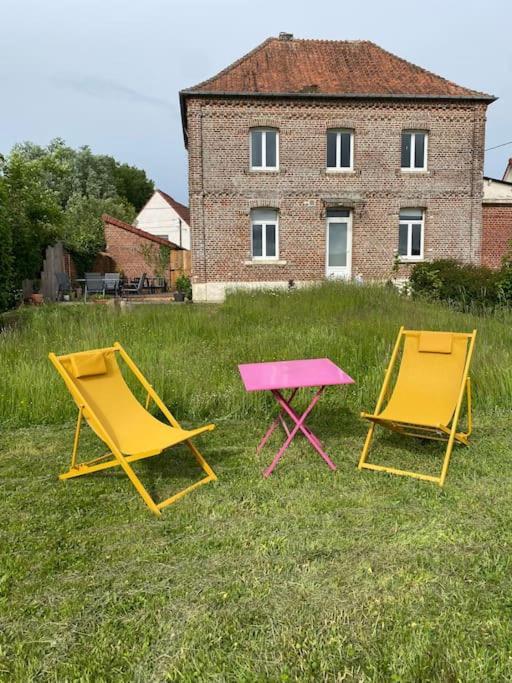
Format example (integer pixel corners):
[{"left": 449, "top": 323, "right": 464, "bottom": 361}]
[{"left": 238, "top": 358, "right": 354, "bottom": 477}]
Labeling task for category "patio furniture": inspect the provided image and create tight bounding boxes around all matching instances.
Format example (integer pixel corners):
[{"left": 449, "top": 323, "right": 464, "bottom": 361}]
[
  {"left": 104, "top": 273, "right": 121, "bottom": 296},
  {"left": 48, "top": 342, "right": 217, "bottom": 516},
  {"left": 238, "top": 358, "right": 354, "bottom": 478},
  {"left": 55, "top": 272, "right": 72, "bottom": 301},
  {"left": 359, "top": 327, "right": 477, "bottom": 486},
  {"left": 84, "top": 273, "right": 105, "bottom": 299},
  {"left": 146, "top": 277, "right": 167, "bottom": 294},
  {"left": 122, "top": 273, "right": 147, "bottom": 296}
]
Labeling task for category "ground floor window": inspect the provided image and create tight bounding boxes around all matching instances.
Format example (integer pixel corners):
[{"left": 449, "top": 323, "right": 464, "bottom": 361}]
[
  {"left": 251, "top": 208, "right": 278, "bottom": 259},
  {"left": 398, "top": 208, "right": 424, "bottom": 260}
]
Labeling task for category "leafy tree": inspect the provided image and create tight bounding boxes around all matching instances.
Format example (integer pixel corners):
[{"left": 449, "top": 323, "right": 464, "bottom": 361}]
[
  {"left": 2, "top": 150, "right": 63, "bottom": 283},
  {"left": 11, "top": 139, "right": 154, "bottom": 210},
  {"left": 0, "top": 139, "right": 155, "bottom": 307},
  {"left": 0, "top": 174, "right": 14, "bottom": 312},
  {"left": 61, "top": 195, "right": 135, "bottom": 273},
  {"left": 113, "top": 162, "right": 154, "bottom": 211}
]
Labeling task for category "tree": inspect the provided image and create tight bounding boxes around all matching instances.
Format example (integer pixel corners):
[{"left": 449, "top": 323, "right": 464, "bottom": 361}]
[
  {"left": 2, "top": 150, "right": 63, "bottom": 283},
  {"left": 0, "top": 139, "right": 155, "bottom": 307},
  {"left": 61, "top": 195, "right": 135, "bottom": 273},
  {"left": 0, "top": 175, "right": 14, "bottom": 312}
]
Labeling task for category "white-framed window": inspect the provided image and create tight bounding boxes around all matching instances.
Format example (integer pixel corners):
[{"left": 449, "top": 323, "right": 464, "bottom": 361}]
[
  {"left": 399, "top": 208, "right": 424, "bottom": 260},
  {"left": 250, "top": 128, "right": 279, "bottom": 170},
  {"left": 401, "top": 131, "right": 428, "bottom": 171},
  {"left": 326, "top": 129, "right": 354, "bottom": 171},
  {"left": 251, "top": 208, "right": 278, "bottom": 260}
]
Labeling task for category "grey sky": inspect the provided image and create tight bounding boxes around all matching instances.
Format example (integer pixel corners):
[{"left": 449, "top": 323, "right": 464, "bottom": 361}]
[{"left": 1, "top": 0, "right": 511, "bottom": 204}]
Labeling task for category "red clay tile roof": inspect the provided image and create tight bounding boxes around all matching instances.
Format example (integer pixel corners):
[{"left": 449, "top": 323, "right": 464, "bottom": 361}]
[
  {"left": 182, "top": 37, "right": 494, "bottom": 100},
  {"left": 102, "top": 214, "right": 180, "bottom": 249},
  {"left": 156, "top": 190, "right": 190, "bottom": 224}
]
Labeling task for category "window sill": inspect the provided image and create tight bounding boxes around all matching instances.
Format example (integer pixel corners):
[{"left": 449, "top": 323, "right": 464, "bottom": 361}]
[
  {"left": 249, "top": 168, "right": 280, "bottom": 173},
  {"left": 398, "top": 258, "right": 424, "bottom": 264},
  {"left": 400, "top": 169, "right": 430, "bottom": 174},
  {"left": 244, "top": 259, "right": 287, "bottom": 266},
  {"left": 325, "top": 168, "right": 356, "bottom": 174}
]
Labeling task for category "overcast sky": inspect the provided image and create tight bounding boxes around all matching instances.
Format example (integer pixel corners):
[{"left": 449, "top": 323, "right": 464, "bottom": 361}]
[{"left": 1, "top": 0, "right": 511, "bottom": 204}]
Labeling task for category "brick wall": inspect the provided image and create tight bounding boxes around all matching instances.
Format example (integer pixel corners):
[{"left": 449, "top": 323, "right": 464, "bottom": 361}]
[
  {"left": 103, "top": 221, "right": 171, "bottom": 281},
  {"left": 482, "top": 205, "right": 512, "bottom": 268},
  {"left": 186, "top": 97, "right": 487, "bottom": 300}
]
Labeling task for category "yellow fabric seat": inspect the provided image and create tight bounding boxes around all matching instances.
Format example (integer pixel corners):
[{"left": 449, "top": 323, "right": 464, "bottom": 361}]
[
  {"left": 358, "top": 328, "right": 476, "bottom": 486},
  {"left": 49, "top": 343, "right": 217, "bottom": 515}
]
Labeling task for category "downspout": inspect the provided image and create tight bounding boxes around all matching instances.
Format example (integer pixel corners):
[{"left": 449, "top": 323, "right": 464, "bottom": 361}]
[
  {"left": 469, "top": 108, "right": 478, "bottom": 264},
  {"left": 200, "top": 107, "right": 208, "bottom": 299}
]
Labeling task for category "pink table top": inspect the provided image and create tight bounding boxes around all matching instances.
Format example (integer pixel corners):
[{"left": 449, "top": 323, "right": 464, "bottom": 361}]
[{"left": 238, "top": 358, "right": 355, "bottom": 392}]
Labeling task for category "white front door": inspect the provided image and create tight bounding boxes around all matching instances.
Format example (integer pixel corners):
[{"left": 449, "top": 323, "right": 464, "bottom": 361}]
[{"left": 326, "top": 215, "right": 352, "bottom": 279}]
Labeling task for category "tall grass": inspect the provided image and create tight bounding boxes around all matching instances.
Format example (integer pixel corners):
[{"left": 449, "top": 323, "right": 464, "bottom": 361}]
[{"left": 1, "top": 281, "right": 512, "bottom": 428}]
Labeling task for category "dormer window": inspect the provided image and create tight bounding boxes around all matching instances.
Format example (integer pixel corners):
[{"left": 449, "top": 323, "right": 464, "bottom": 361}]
[{"left": 250, "top": 128, "right": 279, "bottom": 170}]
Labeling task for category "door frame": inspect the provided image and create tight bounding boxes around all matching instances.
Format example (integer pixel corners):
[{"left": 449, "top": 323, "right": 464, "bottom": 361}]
[{"left": 325, "top": 211, "right": 353, "bottom": 279}]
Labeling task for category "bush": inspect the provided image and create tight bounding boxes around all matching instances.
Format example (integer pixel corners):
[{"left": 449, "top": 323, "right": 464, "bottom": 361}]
[
  {"left": 410, "top": 259, "right": 502, "bottom": 311},
  {"left": 175, "top": 274, "right": 192, "bottom": 299}
]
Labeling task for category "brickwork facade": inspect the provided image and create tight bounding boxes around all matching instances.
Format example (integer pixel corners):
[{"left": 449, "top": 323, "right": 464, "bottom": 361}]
[
  {"left": 186, "top": 97, "right": 488, "bottom": 301},
  {"left": 103, "top": 216, "right": 172, "bottom": 281},
  {"left": 482, "top": 205, "right": 512, "bottom": 268}
]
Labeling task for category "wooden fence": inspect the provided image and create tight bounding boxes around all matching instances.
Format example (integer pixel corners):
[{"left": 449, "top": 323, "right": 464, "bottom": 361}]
[{"left": 40, "top": 242, "right": 67, "bottom": 302}]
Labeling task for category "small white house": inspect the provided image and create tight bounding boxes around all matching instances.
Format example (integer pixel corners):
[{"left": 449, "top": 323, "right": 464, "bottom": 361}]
[{"left": 134, "top": 190, "right": 191, "bottom": 250}]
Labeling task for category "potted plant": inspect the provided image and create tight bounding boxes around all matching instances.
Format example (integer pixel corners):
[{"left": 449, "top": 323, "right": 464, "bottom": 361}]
[
  {"left": 30, "top": 279, "right": 43, "bottom": 305},
  {"left": 174, "top": 275, "right": 192, "bottom": 302}
]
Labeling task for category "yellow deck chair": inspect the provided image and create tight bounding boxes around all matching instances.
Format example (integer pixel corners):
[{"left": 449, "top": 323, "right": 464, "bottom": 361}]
[
  {"left": 358, "top": 327, "right": 476, "bottom": 486},
  {"left": 49, "top": 342, "right": 217, "bottom": 515}
]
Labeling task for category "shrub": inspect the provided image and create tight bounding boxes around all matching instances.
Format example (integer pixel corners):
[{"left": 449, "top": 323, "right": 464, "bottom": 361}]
[
  {"left": 175, "top": 274, "right": 192, "bottom": 299},
  {"left": 410, "top": 259, "right": 502, "bottom": 311}
]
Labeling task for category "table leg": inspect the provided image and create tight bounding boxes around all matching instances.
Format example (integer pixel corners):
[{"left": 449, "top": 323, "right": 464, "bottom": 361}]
[
  {"left": 273, "top": 388, "right": 336, "bottom": 472},
  {"left": 256, "top": 389, "right": 297, "bottom": 453},
  {"left": 263, "top": 387, "right": 335, "bottom": 478}
]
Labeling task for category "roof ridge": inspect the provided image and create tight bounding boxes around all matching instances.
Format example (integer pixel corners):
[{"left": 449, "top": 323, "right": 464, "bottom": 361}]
[
  {"left": 365, "top": 41, "right": 491, "bottom": 99},
  {"left": 102, "top": 213, "right": 180, "bottom": 249},
  {"left": 181, "top": 37, "right": 274, "bottom": 93}
]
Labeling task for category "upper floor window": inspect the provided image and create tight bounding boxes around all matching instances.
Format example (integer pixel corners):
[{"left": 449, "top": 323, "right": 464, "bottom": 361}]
[
  {"left": 251, "top": 208, "right": 278, "bottom": 260},
  {"left": 399, "top": 208, "right": 424, "bottom": 260},
  {"left": 250, "top": 128, "right": 278, "bottom": 170},
  {"left": 401, "top": 131, "right": 428, "bottom": 171},
  {"left": 326, "top": 129, "right": 354, "bottom": 171}
]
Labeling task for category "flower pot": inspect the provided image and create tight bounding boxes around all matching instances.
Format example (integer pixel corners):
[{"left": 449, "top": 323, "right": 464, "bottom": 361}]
[
  {"left": 30, "top": 293, "right": 44, "bottom": 305},
  {"left": 173, "top": 291, "right": 185, "bottom": 302}
]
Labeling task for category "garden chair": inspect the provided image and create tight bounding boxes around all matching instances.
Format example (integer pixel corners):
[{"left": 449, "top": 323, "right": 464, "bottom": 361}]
[
  {"left": 49, "top": 343, "right": 217, "bottom": 515},
  {"left": 104, "top": 273, "right": 120, "bottom": 296},
  {"left": 84, "top": 273, "right": 105, "bottom": 298},
  {"left": 122, "top": 273, "right": 147, "bottom": 296},
  {"left": 55, "top": 272, "right": 71, "bottom": 301},
  {"left": 358, "top": 327, "right": 477, "bottom": 486}
]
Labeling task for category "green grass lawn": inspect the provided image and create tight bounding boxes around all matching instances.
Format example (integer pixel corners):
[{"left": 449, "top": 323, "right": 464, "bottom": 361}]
[{"left": 2, "top": 283, "right": 512, "bottom": 681}]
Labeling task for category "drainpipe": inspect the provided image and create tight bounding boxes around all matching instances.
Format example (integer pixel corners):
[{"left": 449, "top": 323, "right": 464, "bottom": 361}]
[{"left": 200, "top": 107, "right": 208, "bottom": 299}]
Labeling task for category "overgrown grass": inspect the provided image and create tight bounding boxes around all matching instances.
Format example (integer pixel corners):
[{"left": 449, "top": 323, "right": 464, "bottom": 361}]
[
  {"left": 2, "top": 283, "right": 512, "bottom": 680},
  {"left": 2, "top": 282, "right": 512, "bottom": 428}
]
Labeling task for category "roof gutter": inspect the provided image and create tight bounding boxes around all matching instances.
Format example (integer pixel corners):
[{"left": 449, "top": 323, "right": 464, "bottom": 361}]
[{"left": 179, "top": 90, "right": 497, "bottom": 147}]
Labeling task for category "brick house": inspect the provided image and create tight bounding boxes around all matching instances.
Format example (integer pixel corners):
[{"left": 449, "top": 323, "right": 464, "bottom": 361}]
[
  {"left": 179, "top": 34, "right": 496, "bottom": 301},
  {"left": 481, "top": 164, "right": 512, "bottom": 268}
]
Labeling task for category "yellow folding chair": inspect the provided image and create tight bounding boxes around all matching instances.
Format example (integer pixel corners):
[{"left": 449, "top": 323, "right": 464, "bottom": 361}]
[
  {"left": 49, "top": 342, "right": 217, "bottom": 516},
  {"left": 358, "top": 327, "right": 477, "bottom": 486}
]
